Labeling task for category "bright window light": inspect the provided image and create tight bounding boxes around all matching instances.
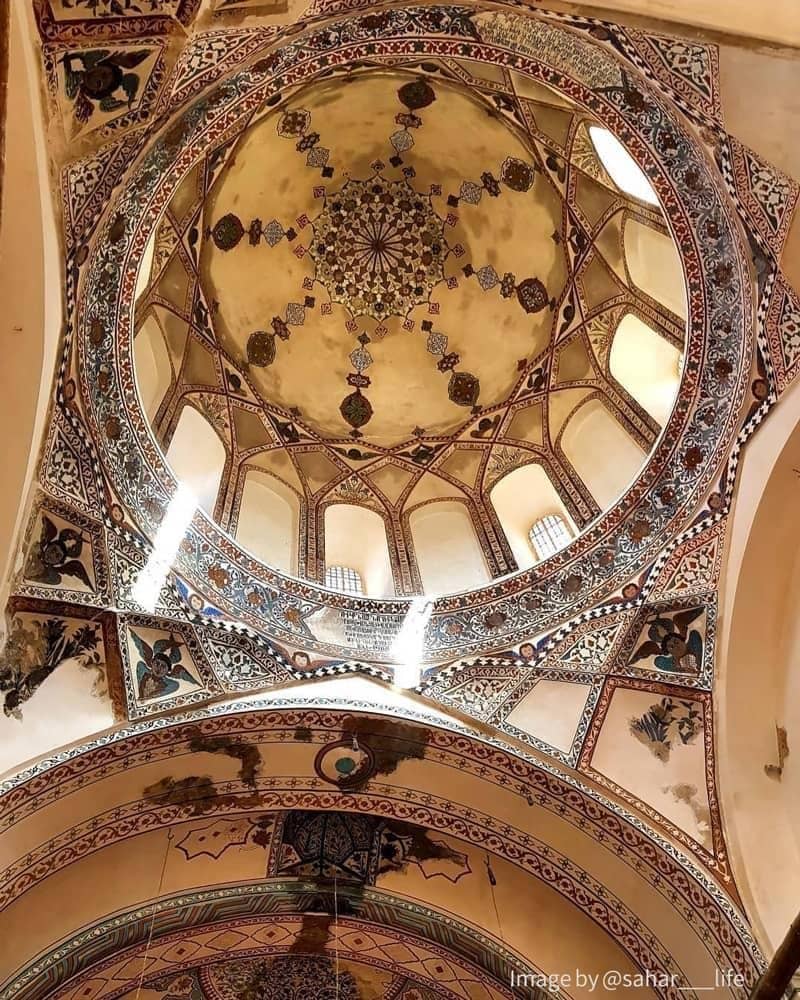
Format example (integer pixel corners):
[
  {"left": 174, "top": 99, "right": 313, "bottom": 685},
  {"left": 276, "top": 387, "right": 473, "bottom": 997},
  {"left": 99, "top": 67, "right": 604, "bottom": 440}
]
[
  {"left": 134, "top": 228, "right": 156, "bottom": 304},
  {"left": 589, "top": 126, "right": 659, "bottom": 206},
  {"left": 391, "top": 596, "right": 435, "bottom": 689},
  {"left": 529, "top": 514, "right": 571, "bottom": 561},
  {"left": 131, "top": 482, "right": 197, "bottom": 612}
]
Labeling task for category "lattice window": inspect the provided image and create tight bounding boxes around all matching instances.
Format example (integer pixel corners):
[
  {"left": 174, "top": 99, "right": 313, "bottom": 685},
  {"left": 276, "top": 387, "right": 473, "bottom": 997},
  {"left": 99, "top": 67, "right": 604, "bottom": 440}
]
[
  {"left": 325, "top": 565, "right": 364, "bottom": 595},
  {"left": 528, "top": 514, "right": 571, "bottom": 561}
]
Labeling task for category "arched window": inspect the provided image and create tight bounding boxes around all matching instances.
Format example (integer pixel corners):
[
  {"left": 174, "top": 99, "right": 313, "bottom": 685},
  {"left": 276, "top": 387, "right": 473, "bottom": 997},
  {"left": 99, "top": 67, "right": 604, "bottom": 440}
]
[
  {"left": 409, "top": 501, "right": 490, "bottom": 594},
  {"left": 561, "top": 397, "right": 646, "bottom": 509},
  {"left": 165, "top": 405, "right": 226, "bottom": 516},
  {"left": 236, "top": 469, "right": 300, "bottom": 575},
  {"left": 324, "top": 504, "right": 394, "bottom": 596},
  {"left": 135, "top": 228, "right": 157, "bottom": 303},
  {"left": 489, "top": 464, "right": 576, "bottom": 572},
  {"left": 588, "top": 126, "right": 658, "bottom": 206},
  {"left": 609, "top": 313, "right": 682, "bottom": 427},
  {"left": 624, "top": 218, "right": 687, "bottom": 320},
  {"left": 325, "top": 565, "right": 363, "bottom": 595},
  {"left": 133, "top": 314, "right": 171, "bottom": 421},
  {"left": 529, "top": 514, "right": 572, "bottom": 561}
]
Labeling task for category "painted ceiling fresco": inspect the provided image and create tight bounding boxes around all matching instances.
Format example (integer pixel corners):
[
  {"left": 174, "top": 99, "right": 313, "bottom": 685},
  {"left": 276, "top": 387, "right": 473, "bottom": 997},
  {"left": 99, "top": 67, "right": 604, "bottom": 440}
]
[
  {"left": 2, "top": 0, "right": 800, "bottom": 998},
  {"left": 0, "top": 708, "right": 765, "bottom": 1000},
  {"left": 132, "top": 64, "right": 684, "bottom": 598},
  {"left": 67, "top": 8, "right": 751, "bottom": 669}
]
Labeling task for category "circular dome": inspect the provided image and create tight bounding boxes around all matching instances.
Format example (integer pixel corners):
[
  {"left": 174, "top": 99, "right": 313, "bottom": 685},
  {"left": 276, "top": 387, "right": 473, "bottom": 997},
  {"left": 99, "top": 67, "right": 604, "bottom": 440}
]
[
  {"left": 132, "top": 68, "right": 686, "bottom": 599},
  {"left": 197, "top": 72, "right": 568, "bottom": 447},
  {"left": 81, "top": 9, "right": 751, "bottom": 663}
]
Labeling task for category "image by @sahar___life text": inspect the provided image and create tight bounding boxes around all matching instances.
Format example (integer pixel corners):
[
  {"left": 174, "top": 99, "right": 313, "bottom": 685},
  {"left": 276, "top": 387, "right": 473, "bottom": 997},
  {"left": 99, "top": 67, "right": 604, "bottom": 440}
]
[{"left": 510, "top": 968, "right": 750, "bottom": 992}]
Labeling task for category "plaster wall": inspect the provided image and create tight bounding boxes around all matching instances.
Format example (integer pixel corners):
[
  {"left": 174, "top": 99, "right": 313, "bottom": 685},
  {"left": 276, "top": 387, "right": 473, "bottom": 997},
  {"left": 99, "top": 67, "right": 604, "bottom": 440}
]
[
  {"left": 719, "top": 376, "right": 800, "bottom": 953},
  {"left": 0, "top": 2, "right": 61, "bottom": 600}
]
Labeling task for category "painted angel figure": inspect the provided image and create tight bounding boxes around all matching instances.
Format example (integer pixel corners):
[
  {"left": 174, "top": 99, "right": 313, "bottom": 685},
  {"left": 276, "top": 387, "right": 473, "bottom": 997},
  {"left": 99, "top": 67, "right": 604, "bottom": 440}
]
[
  {"left": 630, "top": 608, "right": 704, "bottom": 674},
  {"left": 27, "top": 515, "right": 92, "bottom": 588},
  {"left": 62, "top": 49, "right": 149, "bottom": 125},
  {"left": 132, "top": 632, "right": 198, "bottom": 701}
]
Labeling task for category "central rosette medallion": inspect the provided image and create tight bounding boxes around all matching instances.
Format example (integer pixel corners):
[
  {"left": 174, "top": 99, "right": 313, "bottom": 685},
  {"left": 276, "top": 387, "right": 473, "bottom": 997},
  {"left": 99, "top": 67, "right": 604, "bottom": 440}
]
[
  {"left": 309, "top": 175, "right": 447, "bottom": 320},
  {"left": 205, "top": 75, "right": 556, "bottom": 439}
]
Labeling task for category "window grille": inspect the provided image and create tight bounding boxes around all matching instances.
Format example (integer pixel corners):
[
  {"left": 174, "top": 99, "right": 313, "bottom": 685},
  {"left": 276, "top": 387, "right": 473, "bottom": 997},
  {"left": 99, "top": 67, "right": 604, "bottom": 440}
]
[
  {"left": 529, "top": 515, "right": 571, "bottom": 561},
  {"left": 325, "top": 565, "right": 364, "bottom": 595}
]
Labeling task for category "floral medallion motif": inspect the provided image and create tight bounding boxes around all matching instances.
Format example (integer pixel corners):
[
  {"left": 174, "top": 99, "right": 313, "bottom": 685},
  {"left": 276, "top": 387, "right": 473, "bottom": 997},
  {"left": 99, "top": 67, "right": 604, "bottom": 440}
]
[
  {"left": 340, "top": 389, "right": 374, "bottom": 428},
  {"left": 246, "top": 331, "right": 276, "bottom": 367},
  {"left": 447, "top": 371, "right": 480, "bottom": 407},
  {"left": 310, "top": 175, "right": 447, "bottom": 320},
  {"left": 314, "top": 738, "right": 376, "bottom": 787},
  {"left": 516, "top": 276, "right": 549, "bottom": 314}
]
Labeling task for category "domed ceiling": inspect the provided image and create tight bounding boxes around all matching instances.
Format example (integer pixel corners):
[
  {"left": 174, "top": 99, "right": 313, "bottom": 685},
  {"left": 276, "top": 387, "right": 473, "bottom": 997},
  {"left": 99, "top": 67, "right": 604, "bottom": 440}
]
[
  {"left": 201, "top": 72, "right": 569, "bottom": 444},
  {"left": 7, "top": 0, "right": 800, "bottom": 997},
  {"left": 133, "top": 61, "right": 686, "bottom": 604},
  {"left": 50, "top": 0, "right": 753, "bottom": 672}
]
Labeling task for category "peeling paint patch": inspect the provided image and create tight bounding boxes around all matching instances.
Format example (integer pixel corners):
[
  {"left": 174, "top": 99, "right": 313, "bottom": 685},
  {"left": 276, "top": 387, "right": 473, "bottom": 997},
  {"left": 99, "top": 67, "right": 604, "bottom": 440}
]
[
  {"left": 289, "top": 912, "right": 334, "bottom": 955},
  {"left": 144, "top": 775, "right": 218, "bottom": 815},
  {"left": 336, "top": 715, "right": 431, "bottom": 788},
  {"left": 186, "top": 728, "right": 261, "bottom": 786},
  {"left": 143, "top": 774, "right": 263, "bottom": 816}
]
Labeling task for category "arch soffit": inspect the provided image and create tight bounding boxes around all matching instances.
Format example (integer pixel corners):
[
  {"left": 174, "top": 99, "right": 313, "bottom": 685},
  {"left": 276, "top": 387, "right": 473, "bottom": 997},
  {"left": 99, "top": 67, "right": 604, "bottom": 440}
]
[{"left": 0, "top": 702, "right": 763, "bottom": 994}]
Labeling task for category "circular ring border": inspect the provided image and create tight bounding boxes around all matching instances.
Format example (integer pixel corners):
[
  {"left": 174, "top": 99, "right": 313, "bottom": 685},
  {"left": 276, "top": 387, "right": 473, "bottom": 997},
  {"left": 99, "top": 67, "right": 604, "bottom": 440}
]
[{"left": 76, "top": 4, "right": 753, "bottom": 662}]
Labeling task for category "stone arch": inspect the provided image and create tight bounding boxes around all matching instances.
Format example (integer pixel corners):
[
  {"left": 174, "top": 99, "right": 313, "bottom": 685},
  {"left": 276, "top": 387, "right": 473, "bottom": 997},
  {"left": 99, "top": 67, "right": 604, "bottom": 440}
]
[
  {"left": 0, "top": 2, "right": 63, "bottom": 596},
  {"left": 0, "top": 704, "right": 762, "bottom": 996},
  {"left": 719, "top": 376, "right": 800, "bottom": 953}
]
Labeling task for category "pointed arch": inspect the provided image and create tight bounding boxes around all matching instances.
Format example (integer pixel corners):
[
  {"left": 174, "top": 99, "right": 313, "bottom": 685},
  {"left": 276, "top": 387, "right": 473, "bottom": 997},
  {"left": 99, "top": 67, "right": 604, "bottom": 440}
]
[
  {"left": 490, "top": 463, "right": 577, "bottom": 570},
  {"left": 408, "top": 500, "right": 490, "bottom": 595},
  {"left": 588, "top": 126, "right": 659, "bottom": 206},
  {"left": 134, "top": 228, "right": 157, "bottom": 304},
  {"left": 235, "top": 469, "right": 300, "bottom": 575},
  {"left": 323, "top": 503, "right": 394, "bottom": 597},
  {"left": 609, "top": 312, "right": 682, "bottom": 428},
  {"left": 561, "top": 397, "right": 647, "bottom": 510},
  {"left": 165, "top": 405, "right": 226, "bottom": 516},
  {"left": 624, "top": 217, "right": 687, "bottom": 321},
  {"left": 133, "top": 313, "right": 172, "bottom": 422}
]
